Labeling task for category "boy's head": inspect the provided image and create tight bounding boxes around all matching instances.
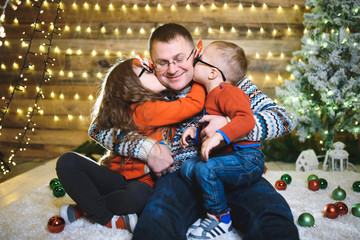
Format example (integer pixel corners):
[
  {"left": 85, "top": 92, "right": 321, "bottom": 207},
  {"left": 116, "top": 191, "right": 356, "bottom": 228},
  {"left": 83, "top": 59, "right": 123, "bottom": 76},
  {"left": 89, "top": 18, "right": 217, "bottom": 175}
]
[{"left": 194, "top": 41, "right": 248, "bottom": 86}]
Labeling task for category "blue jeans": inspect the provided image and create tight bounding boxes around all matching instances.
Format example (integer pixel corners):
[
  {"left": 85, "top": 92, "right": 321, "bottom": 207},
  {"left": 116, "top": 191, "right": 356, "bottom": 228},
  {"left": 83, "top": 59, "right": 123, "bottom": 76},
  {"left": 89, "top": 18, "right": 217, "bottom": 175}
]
[
  {"left": 180, "top": 147, "right": 264, "bottom": 216},
  {"left": 132, "top": 170, "right": 299, "bottom": 240}
]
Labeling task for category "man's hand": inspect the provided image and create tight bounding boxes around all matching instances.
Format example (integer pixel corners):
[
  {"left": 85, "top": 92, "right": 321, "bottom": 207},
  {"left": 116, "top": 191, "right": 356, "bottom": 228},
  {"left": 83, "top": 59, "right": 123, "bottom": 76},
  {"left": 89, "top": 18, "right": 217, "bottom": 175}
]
[
  {"left": 201, "top": 132, "right": 224, "bottom": 162},
  {"left": 180, "top": 127, "right": 197, "bottom": 148},
  {"left": 199, "top": 115, "right": 228, "bottom": 141},
  {"left": 147, "top": 143, "right": 173, "bottom": 178}
]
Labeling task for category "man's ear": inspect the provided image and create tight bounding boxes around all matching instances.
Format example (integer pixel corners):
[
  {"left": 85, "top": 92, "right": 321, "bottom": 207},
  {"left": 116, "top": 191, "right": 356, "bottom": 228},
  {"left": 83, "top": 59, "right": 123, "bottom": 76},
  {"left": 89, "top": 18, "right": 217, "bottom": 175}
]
[{"left": 208, "top": 68, "right": 219, "bottom": 80}]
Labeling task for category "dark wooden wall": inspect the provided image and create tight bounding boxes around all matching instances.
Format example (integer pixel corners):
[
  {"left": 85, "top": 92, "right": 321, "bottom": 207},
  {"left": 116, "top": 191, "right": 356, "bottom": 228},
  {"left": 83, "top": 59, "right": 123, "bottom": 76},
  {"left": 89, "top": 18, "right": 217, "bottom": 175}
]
[{"left": 0, "top": 0, "right": 306, "bottom": 160}]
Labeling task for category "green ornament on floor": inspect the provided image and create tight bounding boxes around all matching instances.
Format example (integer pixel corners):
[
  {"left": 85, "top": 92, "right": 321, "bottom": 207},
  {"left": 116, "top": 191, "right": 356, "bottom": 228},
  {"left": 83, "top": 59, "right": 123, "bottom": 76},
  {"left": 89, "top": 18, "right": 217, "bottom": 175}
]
[
  {"left": 281, "top": 174, "right": 292, "bottom": 185},
  {"left": 332, "top": 186, "right": 346, "bottom": 201},
  {"left": 307, "top": 174, "right": 318, "bottom": 183},
  {"left": 319, "top": 178, "right": 328, "bottom": 189},
  {"left": 352, "top": 181, "right": 360, "bottom": 192},
  {"left": 49, "top": 178, "right": 61, "bottom": 190},
  {"left": 298, "top": 213, "right": 315, "bottom": 227},
  {"left": 352, "top": 203, "right": 360, "bottom": 218},
  {"left": 53, "top": 185, "right": 66, "bottom": 198}
]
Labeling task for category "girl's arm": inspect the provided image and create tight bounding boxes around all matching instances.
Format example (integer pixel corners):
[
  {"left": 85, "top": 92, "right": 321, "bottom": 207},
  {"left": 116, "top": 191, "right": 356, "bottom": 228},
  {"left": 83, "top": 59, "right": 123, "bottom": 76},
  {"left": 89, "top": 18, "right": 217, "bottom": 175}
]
[{"left": 134, "top": 83, "right": 205, "bottom": 127}]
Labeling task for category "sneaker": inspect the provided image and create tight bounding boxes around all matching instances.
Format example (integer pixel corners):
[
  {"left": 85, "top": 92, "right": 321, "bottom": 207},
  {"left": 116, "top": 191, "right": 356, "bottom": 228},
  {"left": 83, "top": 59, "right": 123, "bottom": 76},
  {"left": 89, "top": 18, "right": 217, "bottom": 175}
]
[
  {"left": 188, "top": 212, "right": 233, "bottom": 240},
  {"left": 106, "top": 213, "right": 138, "bottom": 233},
  {"left": 187, "top": 218, "right": 201, "bottom": 237},
  {"left": 60, "top": 204, "right": 84, "bottom": 225}
]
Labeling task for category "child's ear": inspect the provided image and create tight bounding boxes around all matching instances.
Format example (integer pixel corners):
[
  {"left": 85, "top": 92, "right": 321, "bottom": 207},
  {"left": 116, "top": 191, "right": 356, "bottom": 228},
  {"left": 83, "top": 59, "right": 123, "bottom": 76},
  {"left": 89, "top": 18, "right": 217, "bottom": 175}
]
[{"left": 208, "top": 68, "right": 219, "bottom": 80}]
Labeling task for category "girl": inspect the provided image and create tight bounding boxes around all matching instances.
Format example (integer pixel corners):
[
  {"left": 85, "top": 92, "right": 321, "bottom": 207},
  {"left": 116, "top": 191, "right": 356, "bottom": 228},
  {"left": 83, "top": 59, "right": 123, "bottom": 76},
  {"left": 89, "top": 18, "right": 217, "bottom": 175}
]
[{"left": 56, "top": 56, "right": 205, "bottom": 232}]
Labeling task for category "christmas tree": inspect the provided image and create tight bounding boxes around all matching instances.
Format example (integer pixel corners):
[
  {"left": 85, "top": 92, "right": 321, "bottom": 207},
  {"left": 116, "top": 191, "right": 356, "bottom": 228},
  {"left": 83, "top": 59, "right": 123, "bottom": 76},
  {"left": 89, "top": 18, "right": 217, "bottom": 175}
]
[{"left": 276, "top": 0, "right": 360, "bottom": 158}]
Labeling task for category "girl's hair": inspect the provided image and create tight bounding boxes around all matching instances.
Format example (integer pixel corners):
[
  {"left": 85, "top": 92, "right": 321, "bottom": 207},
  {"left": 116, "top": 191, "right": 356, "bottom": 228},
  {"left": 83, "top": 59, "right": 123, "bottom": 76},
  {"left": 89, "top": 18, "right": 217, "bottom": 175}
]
[
  {"left": 91, "top": 58, "right": 165, "bottom": 167},
  {"left": 91, "top": 58, "right": 164, "bottom": 132}
]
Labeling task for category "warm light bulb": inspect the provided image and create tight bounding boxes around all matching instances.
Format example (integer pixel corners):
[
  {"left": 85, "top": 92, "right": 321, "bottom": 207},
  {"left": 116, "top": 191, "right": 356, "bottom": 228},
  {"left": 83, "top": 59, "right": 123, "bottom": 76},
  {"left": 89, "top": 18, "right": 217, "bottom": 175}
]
[
  {"left": 171, "top": 4, "right": 176, "bottom": 11},
  {"left": 186, "top": 4, "right": 190, "bottom": 10},
  {"left": 140, "top": 28, "right": 145, "bottom": 34},
  {"left": 68, "top": 71, "right": 73, "bottom": 77},
  {"left": 91, "top": 50, "right": 97, "bottom": 56},
  {"left": 251, "top": 4, "right": 255, "bottom": 10},
  {"left": 66, "top": 48, "right": 72, "bottom": 54},
  {"left": 280, "top": 53, "right": 285, "bottom": 58},
  {"left": 86, "top": 27, "right": 91, "bottom": 33},
  {"left": 131, "top": 50, "right": 135, "bottom": 56},
  {"left": 287, "top": 27, "right": 291, "bottom": 32},
  {"left": 64, "top": 25, "right": 70, "bottom": 31},
  {"left": 50, "top": 91, "right": 55, "bottom": 98},
  {"left": 255, "top": 53, "right": 260, "bottom": 59},
  {"left": 76, "top": 25, "right": 81, "bottom": 32},
  {"left": 114, "top": 28, "right": 119, "bottom": 34},
  {"left": 1, "top": 64, "right": 6, "bottom": 69},
  {"left": 211, "top": 3, "right": 216, "bottom": 9},
  {"left": 294, "top": 4, "right": 299, "bottom": 10},
  {"left": 14, "top": 18, "right": 19, "bottom": 24},
  {"left": 122, "top": 5, "right": 126, "bottom": 10},
  {"left": 247, "top": 29, "right": 252, "bottom": 34},
  {"left": 74, "top": 93, "right": 79, "bottom": 100},
  {"left": 109, "top": 3, "right": 114, "bottom": 10},
  {"left": 223, "top": 3, "right": 228, "bottom": 8},
  {"left": 220, "top": 26, "right": 224, "bottom": 33},
  {"left": 200, "top": 4, "right": 204, "bottom": 10},
  {"left": 54, "top": 115, "right": 59, "bottom": 121},
  {"left": 97, "top": 72, "right": 102, "bottom": 78},
  {"left": 260, "top": 27, "right": 264, "bottom": 33},
  {"left": 88, "top": 94, "right": 94, "bottom": 100},
  {"left": 127, "top": 27, "right": 132, "bottom": 34},
  {"left": 238, "top": 3, "right": 243, "bottom": 10},
  {"left": 105, "top": 50, "right": 109, "bottom": 55},
  {"left": 268, "top": 51, "right": 272, "bottom": 57},
  {"left": 68, "top": 114, "right": 73, "bottom": 120},
  {"left": 231, "top": 27, "right": 236, "bottom": 33},
  {"left": 77, "top": 49, "right": 82, "bottom": 55},
  {"left": 82, "top": 72, "right": 87, "bottom": 78},
  {"left": 117, "top": 51, "right": 122, "bottom": 56},
  {"left": 59, "top": 70, "right": 64, "bottom": 76},
  {"left": 145, "top": 4, "right": 150, "bottom": 11},
  {"left": 101, "top": 26, "right": 106, "bottom": 33},
  {"left": 266, "top": 75, "right": 270, "bottom": 81},
  {"left": 263, "top": 3, "right": 267, "bottom": 9},
  {"left": 95, "top": 3, "right": 99, "bottom": 10},
  {"left": 54, "top": 47, "right": 60, "bottom": 53},
  {"left": 72, "top": 3, "right": 77, "bottom": 9},
  {"left": 59, "top": 93, "right": 64, "bottom": 99},
  {"left": 208, "top": 27, "right": 212, "bottom": 33},
  {"left": 79, "top": 115, "right": 83, "bottom": 120},
  {"left": 157, "top": 3, "right": 162, "bottom": 10},
  {"left": 278, "top": 6, "right": 282, "bottom": 11},
  {"left": 194, "top": 27, "right": 199, "bottom": 34},
  {"left": 13, "top": 62, "right": 19, "bottom": 69}
]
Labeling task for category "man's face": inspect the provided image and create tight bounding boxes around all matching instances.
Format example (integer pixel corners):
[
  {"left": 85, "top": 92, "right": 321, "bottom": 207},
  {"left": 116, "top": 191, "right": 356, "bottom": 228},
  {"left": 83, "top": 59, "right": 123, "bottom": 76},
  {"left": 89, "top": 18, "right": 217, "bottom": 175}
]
[{"left": 151, "top": 37, "right": 194, "bottom": 91}]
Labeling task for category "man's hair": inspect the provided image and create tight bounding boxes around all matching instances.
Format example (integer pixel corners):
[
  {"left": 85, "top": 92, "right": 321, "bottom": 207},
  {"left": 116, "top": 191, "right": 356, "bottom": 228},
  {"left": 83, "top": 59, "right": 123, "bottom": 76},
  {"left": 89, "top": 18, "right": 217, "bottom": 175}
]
[
  {"left": 210, "top": 41, "right": 249, "bottom": 85},
  {"left": 149, "top": 23, "right": 194, "bottom": 55}
]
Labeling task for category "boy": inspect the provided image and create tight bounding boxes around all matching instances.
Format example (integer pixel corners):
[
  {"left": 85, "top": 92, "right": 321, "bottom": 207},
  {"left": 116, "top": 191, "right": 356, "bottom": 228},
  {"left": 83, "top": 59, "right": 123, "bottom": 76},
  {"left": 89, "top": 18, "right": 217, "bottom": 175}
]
[{"left": 180, "top": 40, "right": 265, "bottom": 239}]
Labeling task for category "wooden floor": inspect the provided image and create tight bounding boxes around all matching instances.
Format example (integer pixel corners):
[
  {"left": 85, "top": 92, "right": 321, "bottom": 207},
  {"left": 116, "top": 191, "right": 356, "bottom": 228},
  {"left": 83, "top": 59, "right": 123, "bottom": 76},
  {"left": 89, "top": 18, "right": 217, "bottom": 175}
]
[{"left": 0, "top": 159, "right": 358, "bottom": 211}]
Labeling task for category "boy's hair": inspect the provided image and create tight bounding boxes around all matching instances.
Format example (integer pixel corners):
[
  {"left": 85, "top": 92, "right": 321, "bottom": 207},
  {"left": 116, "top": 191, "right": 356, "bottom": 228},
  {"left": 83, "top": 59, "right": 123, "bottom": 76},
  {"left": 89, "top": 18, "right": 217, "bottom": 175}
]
[
  {"left": 149, "top": 23, "right": 194, "bottom": 56},
  {"left": 210, "top": 41, "right": 249, "bottom": 85}
]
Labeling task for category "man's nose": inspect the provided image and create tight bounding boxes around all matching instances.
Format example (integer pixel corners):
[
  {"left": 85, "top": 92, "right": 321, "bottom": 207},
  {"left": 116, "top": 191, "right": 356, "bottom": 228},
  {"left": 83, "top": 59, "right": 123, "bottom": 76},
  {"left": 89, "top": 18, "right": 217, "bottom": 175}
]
[{"left": 167, "top": 62, "right": 178, "bottom": 74}]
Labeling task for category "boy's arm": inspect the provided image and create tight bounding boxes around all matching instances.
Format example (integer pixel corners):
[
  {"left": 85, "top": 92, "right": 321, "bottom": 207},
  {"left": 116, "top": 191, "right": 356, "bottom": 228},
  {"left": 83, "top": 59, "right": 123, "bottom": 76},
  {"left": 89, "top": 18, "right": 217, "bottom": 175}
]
[{"left": 200, "top": 78, "right": 293, "bottom": 141}]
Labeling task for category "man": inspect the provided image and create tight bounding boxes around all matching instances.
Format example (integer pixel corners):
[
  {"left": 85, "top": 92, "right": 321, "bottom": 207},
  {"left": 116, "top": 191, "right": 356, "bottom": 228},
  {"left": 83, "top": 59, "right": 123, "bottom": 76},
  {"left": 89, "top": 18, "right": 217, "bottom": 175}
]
[{"left": 89, "top": 23, "right": 299, "bottom": 240}]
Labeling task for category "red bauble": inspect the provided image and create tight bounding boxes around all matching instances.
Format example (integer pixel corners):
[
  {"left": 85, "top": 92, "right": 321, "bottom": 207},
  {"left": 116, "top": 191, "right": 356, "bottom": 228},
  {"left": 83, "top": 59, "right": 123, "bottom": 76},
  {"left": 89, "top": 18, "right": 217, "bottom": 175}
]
[
  {"left": 323, "top": 204, "right": 339, "bottom": 219},
  {"left": 47, "top": 216, "right": 65, "bottom": 233},
  {"left": 335, "top": 202, "right": 348, "bottom": 215},
  {"left": 308, "top": 179, "right": 320, "bottom": 191},
  {"left": 275, "top": 179, "right": 287, "bottom": 190}
]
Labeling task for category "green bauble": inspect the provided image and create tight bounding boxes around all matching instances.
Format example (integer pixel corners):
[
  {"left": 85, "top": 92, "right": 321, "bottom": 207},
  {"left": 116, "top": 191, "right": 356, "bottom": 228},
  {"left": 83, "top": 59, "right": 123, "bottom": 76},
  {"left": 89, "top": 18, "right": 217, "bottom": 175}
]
[
  {"left": 49, "top": 178, "right": 61, "bottom": 190},
  {"left": 298, "top": 213, "right": 315, "bottom": 227},
  {"left": 307, "top": 174, "right": 318, "bottom": 183},
  {"left": 352, "top": 203, "right": 360, "bottom": 217},
  {"left": 332, "top": 186, "right": 346, "bottom": 201},
  {"left": 352, "top": 181, "right": 360, "bottom": 192},
  {"left": 319, "top": 178, "right": 328, "bottom": 189},
  {"left": 53, "top": 185, "right": 66, "bottom": 198},
  {"left": 281, "top": 174, "right": 292, "bottom": 185}
]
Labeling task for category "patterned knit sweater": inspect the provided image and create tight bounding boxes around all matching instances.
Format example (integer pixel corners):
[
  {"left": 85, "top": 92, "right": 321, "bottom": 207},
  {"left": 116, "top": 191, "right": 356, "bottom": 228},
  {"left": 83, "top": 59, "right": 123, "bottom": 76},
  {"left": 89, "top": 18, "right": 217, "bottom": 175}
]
[{"left": 88, "top": 78, "right": 293, "bottom": 166}]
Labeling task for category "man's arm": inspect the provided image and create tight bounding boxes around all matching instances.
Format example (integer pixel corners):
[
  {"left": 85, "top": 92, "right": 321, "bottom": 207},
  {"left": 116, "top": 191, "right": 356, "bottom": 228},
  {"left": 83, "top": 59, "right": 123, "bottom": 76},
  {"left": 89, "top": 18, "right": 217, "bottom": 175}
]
[{"left": 200, "top": 78, "right": 293, "bottom": 141}]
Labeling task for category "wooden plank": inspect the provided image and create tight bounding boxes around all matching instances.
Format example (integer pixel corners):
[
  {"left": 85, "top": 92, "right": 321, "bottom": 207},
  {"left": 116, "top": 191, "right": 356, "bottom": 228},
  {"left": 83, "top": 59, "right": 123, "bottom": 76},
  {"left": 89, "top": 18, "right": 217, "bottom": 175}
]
[
  {"left": 0, "top": 145, "right": 76, "bottom": 159},
  {"left": 2, "top": 22, "right": 304, "bottom": 41},
  {"left": 6, "top": 2, "right": 305, "bottom": 24},
  {"left": 2, "top": 114, "right": 91, "bottom": 131},
  {"left": 0, "top": 128, "right": 89, "bottom": 146},
  {"left": 0, "top": 70, "right": 292, "bottom": 91},
  {"left": 3, "top": 99, "right": 93, "bottom": 115}
]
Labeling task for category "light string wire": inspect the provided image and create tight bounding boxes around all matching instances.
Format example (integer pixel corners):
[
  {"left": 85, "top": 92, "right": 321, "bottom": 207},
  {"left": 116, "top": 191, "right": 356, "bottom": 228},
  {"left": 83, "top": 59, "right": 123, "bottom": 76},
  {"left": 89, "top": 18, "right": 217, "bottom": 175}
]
[{"left": 0, "top": 0, "right": 63, "bottom": 174}]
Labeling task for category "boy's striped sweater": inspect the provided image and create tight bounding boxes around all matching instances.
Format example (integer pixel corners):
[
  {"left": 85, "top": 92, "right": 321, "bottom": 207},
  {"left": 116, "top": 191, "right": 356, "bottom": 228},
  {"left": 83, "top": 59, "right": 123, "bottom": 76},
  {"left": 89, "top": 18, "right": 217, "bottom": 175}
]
[{"left": 88, "top": 78, "right": 293, "bottom": 165}]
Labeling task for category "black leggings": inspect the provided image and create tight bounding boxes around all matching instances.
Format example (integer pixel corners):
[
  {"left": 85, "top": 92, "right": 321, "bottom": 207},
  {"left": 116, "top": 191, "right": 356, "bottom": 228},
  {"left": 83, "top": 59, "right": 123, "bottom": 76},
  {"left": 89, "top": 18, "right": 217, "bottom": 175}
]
[{"left": 56, "top": 151, "right": 153, "bottom": 225}]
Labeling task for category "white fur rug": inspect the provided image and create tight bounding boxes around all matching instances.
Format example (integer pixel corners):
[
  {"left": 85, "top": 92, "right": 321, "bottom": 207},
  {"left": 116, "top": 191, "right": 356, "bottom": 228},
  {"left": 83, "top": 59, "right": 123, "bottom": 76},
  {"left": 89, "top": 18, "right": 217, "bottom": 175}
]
[{"left": 0, "top": 170, "right": 359, "bottom": 240}]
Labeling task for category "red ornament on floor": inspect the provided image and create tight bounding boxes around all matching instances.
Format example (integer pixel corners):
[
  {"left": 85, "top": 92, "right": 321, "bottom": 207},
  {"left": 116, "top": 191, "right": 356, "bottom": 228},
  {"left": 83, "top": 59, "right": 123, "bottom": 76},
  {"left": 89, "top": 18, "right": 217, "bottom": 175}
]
[
  {"left": 308, "top": 179, "right": 320, "bottom": 191},
  {"left": 334, "top": 202, "right": 348, "bottom": 215},
  {"left": 323, "top": 204, "right": 339, "bottom": 219},
  {"left": 275, "top": 179, "right": 287, "bottom": 190},
  {"left": 47, "top": 216, "right": 65, "bottom": 233}
]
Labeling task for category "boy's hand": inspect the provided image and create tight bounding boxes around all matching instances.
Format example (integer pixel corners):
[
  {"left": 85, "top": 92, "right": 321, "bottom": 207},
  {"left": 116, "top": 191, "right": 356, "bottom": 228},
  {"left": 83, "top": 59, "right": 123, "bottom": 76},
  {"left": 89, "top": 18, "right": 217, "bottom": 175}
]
[
  {"left": 180, "top": 127, "right": 197, "bottom": 148},
  {"left": 199, "top": 115, "right": 227, "bottom": 141},
  {"left": 201, "top": 132, "right": 224, "bottom": 162}
]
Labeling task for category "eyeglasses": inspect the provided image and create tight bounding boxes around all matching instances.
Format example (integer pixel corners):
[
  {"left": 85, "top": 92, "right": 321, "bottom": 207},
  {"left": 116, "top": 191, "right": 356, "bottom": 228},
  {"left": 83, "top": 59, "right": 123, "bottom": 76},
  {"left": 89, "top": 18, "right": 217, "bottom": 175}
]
[
  {"left": 134, "top": 55, "right": 155, "bottom": 78},
  {"left": 154, "top": 49, "right": 194, "bottom": 71},
  {"left": 193, "top": 56, "right": 227, "bottom": 82}
]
